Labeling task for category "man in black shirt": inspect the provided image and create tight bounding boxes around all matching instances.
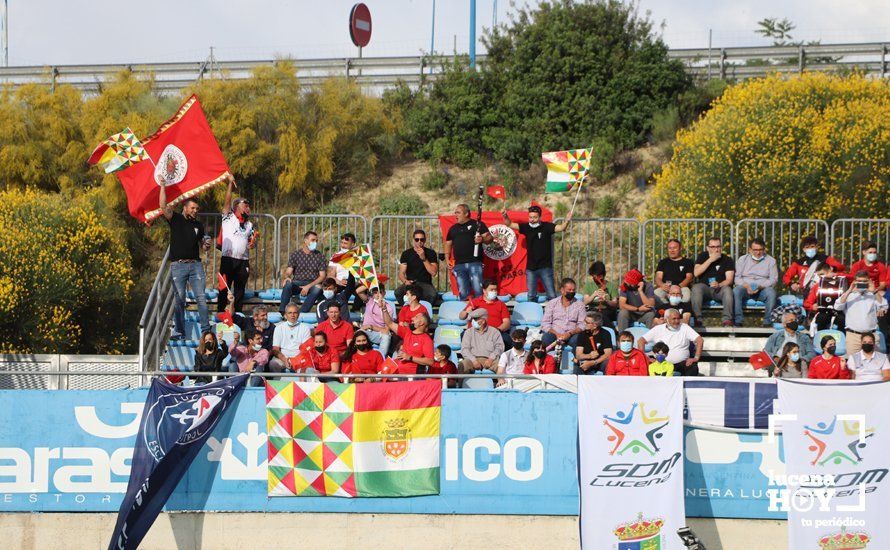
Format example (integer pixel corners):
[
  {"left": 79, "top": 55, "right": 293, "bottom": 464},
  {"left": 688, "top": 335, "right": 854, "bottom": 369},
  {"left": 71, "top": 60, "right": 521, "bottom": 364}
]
[
  {"left": 160, "top": 181, "right": 211, "bottom": 340},
  {"left": 654, "top": 239, "right": 694, "bottom": 304},
  {"left": 691, "top": 237, "right": 736, "bottom": 327},
  {"left": 395, "top": 229, "right": 440, "bottom": 306},
  {"left": 230, "top": 304, "right": 275, "bottom": 351},
  {"left": 574, "top": 311, "right": 613, "bottom": 374},
  {"left": 503, "top": 205, "right": 571, "bottom": 301},
  {"left": 444, "top": 203, "right": 493, "bottom": 300}
]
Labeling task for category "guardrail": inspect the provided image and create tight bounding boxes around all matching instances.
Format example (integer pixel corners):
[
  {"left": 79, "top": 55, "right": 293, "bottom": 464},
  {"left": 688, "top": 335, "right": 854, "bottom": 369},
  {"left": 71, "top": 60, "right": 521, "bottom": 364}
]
[
  {"left": 138, "top": 247, "right": 174, "bottom": 373},
  {"left": 1, "top": 42, "right": 886, "bottom": 94},
  {"left": 0, "top": 355, "right": 141, "bottom": 390}
]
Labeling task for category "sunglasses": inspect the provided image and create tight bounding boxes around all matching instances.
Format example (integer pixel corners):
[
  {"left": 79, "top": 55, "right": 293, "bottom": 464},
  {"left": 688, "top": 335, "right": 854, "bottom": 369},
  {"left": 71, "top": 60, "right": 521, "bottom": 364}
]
[{"left": 414, "top": 238, "right": 426, "bottom": 242}]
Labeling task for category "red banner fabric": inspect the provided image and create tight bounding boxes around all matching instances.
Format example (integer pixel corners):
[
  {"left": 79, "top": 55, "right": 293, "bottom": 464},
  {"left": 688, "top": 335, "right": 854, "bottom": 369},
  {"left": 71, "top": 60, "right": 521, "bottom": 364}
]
[
  {"left": 115, "top": 95, "right": 231, "bottom": 224},
  {"left": 438, "top": 205, "right": 553, "bottom": 297}
]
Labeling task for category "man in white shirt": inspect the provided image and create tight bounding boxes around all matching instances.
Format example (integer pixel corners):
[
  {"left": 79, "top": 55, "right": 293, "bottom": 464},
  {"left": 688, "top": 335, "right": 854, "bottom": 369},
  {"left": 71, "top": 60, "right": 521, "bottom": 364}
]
[
  {"left": 269, "top": 304, "right": 313, "bottom": 373},
  {"left": 217, "top": 176, "right": 255, "bottom": 313},
  {"left": 847, "top": 332, "right": 890, "bottom": 381},
  {"left": 835, "top": 270, "right": 889, "bottom": 355},
  {"left": 497, "top": 329, "right": 528, "bottom": 384},
  {"left": 637, "top": 309, "right": 704, "bottom": 376}
]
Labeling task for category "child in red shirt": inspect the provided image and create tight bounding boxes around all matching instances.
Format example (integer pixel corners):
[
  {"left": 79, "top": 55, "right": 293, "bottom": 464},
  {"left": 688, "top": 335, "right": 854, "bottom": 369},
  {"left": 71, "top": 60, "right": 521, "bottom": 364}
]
[
  {"left": 807, "top": 335, "right": 850, "bottom": 379},
  {"left": 429, "top": 344, "right": 458, "bottom": 388}
]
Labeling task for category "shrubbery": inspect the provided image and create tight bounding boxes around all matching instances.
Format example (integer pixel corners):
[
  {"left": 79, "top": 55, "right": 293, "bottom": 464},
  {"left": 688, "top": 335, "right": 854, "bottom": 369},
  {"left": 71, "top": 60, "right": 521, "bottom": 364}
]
[
  {"left": 378, "top": 193, "right": 428, "bottom": 215},
  {"left": 649, "top": 73, "right": 890, "bottom": 220}
]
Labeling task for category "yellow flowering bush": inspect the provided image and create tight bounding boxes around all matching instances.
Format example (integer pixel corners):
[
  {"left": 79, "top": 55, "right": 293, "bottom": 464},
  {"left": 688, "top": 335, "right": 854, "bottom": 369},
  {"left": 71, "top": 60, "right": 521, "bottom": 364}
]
[
  {"left": 649, "top": 73, "right": 890, "bottom": 220},
  {"left": 0, "top": 189, "right": 134, "bottom": 353}
]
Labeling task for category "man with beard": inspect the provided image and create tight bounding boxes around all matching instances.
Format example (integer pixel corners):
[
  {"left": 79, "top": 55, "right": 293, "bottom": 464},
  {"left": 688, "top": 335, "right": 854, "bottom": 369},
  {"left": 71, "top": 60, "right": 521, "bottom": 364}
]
[{"left": 218, "top": 175, "right": 256, "bottom": 313}]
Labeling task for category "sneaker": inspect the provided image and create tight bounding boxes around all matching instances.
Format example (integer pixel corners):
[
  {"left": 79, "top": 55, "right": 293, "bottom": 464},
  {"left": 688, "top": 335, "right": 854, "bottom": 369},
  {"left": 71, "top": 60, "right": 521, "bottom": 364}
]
[
  {"left": 170, "top": 334, "right": 185, "bottom": 341},
  {"left": 721, "top": 320, "right": 733, "bottom": 327}
]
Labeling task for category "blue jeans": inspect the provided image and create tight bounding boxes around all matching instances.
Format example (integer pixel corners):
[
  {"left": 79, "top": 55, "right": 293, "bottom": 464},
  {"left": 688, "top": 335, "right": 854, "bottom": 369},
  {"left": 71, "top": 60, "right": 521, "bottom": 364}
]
[
  {"left": 452, "top": 262, "right": 483, "bottom": 300},
  {"left": 733, "top": 285, "right": 777, "bottom": 325},
  {"left": 170, "top": 262, "right": 210, "bottom": 339},
  {"left": 227, "top": 360, "right": 267, "bottom": 387},
  {"left": 365, "top": 329, "right": 392, "bottom": 357},
  {"left": 526, "top": 267, "right": 557, "bottom": 300},
  {"left": 280, "top": 279, "right": 324, "bottom": 314}
]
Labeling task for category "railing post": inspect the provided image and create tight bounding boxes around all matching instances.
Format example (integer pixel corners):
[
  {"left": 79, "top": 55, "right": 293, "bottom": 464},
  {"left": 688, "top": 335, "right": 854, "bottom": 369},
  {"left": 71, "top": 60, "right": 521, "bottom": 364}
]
[
  {"left": 345, "top": 58, "right": 351, "bottom": 80},
  {"left": 798, "top": 46, "right": 805, "bottom": 74},
  {"left": 882, "top": 44, "right": 887, "bottom": 78},
  {"left": 719, "top": 49, "right": 726, "bottom": 80}
]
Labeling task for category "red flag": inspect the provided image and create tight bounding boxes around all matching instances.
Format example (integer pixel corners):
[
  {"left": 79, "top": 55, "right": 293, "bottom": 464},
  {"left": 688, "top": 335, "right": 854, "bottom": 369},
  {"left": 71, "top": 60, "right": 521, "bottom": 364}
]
[
  {"left": 113, "top": 95, "right": 231, "bottom": 224},
  {"left": 289, "top": 339, "right": 317, "bottom": 372},
  {"left": 487, "top": 185, "right": 506, "bottom": 200},
  {"left": 217, "top": 311, "right": 234, "bottom": 327},
  {"left": 749, "top": 351, "right": 774, "bottom": 370},
  {"left": 438, "top": 206, "right": 554, "bottom": 296},
  {"left": 217, "top": 273, "right": 229, "bottom": 292},
  {"left": 379, "top": 357, "right": 400, "bottom": 381}
]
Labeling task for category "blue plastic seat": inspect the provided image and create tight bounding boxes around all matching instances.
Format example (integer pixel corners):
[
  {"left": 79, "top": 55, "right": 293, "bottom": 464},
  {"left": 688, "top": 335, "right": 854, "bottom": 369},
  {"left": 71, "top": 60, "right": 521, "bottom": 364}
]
[
  {"left": 384, "top": 290, "right": 397, "bottom": 301},
  {"left": 560, "top": 347, "right": 575, "bottom": 374},
  {"left": 437, "top": 301, "right": 468, "bottom": 326},
  {"left": 162, "top": 346, "right": 195, "bottom": 371},
  {"left": 419, "top": 300, "right": 434, "bottom": 318},
  {"left": 514, "top": 292, "right": 548, "bottom": 303},
  {"left": 779, "top": 294, "right": 804, "bottom": 307},
  {"left": 745, "top": 299, "right": 765, "bottom": 309},
  {"left": 497, "top": 294, "right": 511, "bottom": 303},
  {"left": 298, "top": 312, "right": 318, "bottom": 324},
  {"left": 877, "top": 331, "right": 887, "bottom": 354},
  {"left": 434, "top": 325, "right": 463, "bottom": 350},
  {"left": 267, "top": 311, "right": 283, "bottom": 324},
  {"left": 243, "top": 290, "right": 257, "bottom": 300},
  {"left": 814, "top": 329, "right": 846, "bottom": 355},
  {"left": 463, "top": 369, "right": 495, "bottom": 389},
  {"left": 602, "top": 327, "right": 617, "bottom": 346},
  {"left": 625, "top": 326, "right": 652, "bottom": 352},
  {"left": 442, "top": 292, "right": 459, "bottom": 302},
  {"left": 259, "top": 288, "right": 282, "bottom": 301},
  {"left": 512, "top": 302, "right": 544, "bottom": 327}
]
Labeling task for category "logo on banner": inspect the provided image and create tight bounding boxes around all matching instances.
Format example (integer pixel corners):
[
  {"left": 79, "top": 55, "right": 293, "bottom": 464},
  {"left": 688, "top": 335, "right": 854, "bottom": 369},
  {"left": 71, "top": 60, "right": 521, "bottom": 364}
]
[
  {"left": 154, "top": 144, "right": 188, "bottom": 186},
  {"left": 483, "top": 224, "right": 517, "bottom": 260},
  {"left": 143, "top": 388, "right": 229, "bottom": 462},
  {"left": 382, "top": 417, "right": 410, "bottom": 461},
  {"left": 614, "top": 512, "right": 664, "bottom": 549},
  {"left": 805, "top": 417, "right": 875, "bottom": 467},
  {"left": 604, "top": 402, "right": 669, "bottom": 456},
  {"left": 818, "top": 527, "right": 870, "bottom": 549}
]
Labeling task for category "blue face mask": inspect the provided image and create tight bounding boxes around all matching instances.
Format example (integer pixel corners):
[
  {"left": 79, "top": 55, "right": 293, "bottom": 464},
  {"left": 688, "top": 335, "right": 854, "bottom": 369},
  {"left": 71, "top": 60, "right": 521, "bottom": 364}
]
[
  {"left": 789, "top": 352, "right": 800, "bottom": 362},
  {"left": 323, "top": 290, "right": 335, "bottom": 299},
  {"left": 804, "top": 248, "right": 817, "bottom": 259},
  {"left": 308, "top": 241, "right": 318, "bottom": 251},
  {"left": 655, "top": 353, "right": 666, "bottom": 362},
  {"left": 619, "top": 341, "right": 633, "bottom": 353},
  {"left": 866, "top": 253, "right": 878, "bottom": 263}
]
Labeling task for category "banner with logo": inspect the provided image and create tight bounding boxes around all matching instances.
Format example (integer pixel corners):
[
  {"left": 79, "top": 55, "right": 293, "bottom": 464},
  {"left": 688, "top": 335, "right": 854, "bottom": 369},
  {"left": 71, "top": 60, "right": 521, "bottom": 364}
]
[
  {"left": 108, "top": 373, "right": 248, "bottom": 550},
  {"left": 777, "top": 380, "right": 890, "bottom": 550},
  {"left": 579, "top": 377, "right": 686, "bottom": 549}
]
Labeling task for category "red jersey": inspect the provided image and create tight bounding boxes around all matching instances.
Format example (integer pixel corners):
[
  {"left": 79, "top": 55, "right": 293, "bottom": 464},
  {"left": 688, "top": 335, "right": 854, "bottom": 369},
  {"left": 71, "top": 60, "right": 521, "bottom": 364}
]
[
  {"left": 848, "top": 260, "right": 887, "bottom": 287},
  {"left": 396, "top": 326, "right": 434, "bottom": 374},
  {"left": 807, "top": 355, "right": 850, "bottom": 379},
  {"left": 398, "top": 303, "right": 427, "bottom": 325},
  {"left": 307, "top": 347, "right": 339, "bottom": 373},
  {"left": 783, "top": 254, "right": 846, "bottom": 288},
  {"left": 344, "top": 350, "right": 384, "bottom": 375},
  {"left": 466, "top": 296, "right": 510, "bottom": 329},
  {"left": 606, "top": 349, "right": 650, "bottom": 376},
  {"left": 429, "top": 359, "right": 458, "bottom": 376},
  {"left": 524, "top": 355, "right": 557, "bottom": 374},
  {"left": 314, "top": 319, "right": 354, "bottom": 357}
]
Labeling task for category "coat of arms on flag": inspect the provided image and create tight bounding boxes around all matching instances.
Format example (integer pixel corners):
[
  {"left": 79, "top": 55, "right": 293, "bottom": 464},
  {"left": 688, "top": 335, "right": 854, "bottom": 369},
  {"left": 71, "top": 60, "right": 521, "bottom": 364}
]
[
  {"left": 542, "top": 148, "right": 592, "bottom": 193},
  {"left": 329, "top": 245, "right": 380, "bottom": 290}
]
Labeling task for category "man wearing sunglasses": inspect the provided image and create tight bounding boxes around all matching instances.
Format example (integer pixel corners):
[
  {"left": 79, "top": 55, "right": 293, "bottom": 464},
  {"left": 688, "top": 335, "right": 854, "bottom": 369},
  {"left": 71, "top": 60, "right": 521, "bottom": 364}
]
[{"left": 394, "top": 229, "right": 440, "bottom": 306}]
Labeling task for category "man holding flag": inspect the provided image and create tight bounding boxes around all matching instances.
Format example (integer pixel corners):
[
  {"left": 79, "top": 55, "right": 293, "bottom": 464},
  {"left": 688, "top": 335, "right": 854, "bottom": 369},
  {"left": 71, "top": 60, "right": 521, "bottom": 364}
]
[{"left": 502, "top": 204, "right": 572, "bottom": 302}]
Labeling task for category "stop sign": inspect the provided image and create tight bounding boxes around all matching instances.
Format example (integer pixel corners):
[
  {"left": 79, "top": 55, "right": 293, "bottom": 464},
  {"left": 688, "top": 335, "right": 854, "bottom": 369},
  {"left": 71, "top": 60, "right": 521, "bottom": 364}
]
[{"left": 349, "top": 3, "right": 372, "bottom": 48}]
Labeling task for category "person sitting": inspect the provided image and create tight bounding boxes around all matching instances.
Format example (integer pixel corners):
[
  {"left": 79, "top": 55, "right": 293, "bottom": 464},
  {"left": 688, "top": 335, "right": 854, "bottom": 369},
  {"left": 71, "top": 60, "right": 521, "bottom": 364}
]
[
  {"left": 394, "top": 229, "right": 440, "bottom": 306},
  {"left": 459, "top": 308, "right": 505, "bottom": 373},
  {"left": 846, "top": 332, "right": 890, "bottom": 381},
  {"left": 574, "top": 312, "right": 614, "bottom": 375},
  {"left": 772, "top": 342, "right": 807, "bottom": 378},
  {"left": 378, "top": 293, "right": 434, "bottom": 374},
  {"left": 617, "top": 268, "right": 656, "bottom": 331},
  {"left": 783, "top": 235, "right": 846, "bottom": 294},
  {"left": 763, "top": 312, "right": 817, "bottom": 363},
  {"left": 342, "top": 330, "right": 384, "bottom": 383},
  {"left": 301, "top": 332, "right": 340, "bottom": 376},
  {"left": 279, "top": 230, "right": 326, "bottom": 315},
  {"left": 398, "top": 284, "right": 429, "bottom": 326},
  {"left": 315, "top": 302, "right": 355, "bottom": 359},
  {"left": 835, "top": 271, "right": 888, "bottom": 356},
  {"left": 637, "top": 309, "right": 703, "bottom": 376},
  {"left": 803, "top": 262, "right": 847, "bottom": 333},
  {"left": 360, "top": 285, "right": 394, "bottom": 357},
  {"left": 228, "top": 329, "right": 271, "bottom": 387},
  {"left": 654, "top": 239, "right": 694, "bottom": 304},
  {"left": 848, "top": 241, "right": 887, "bottom": 291},
  {"left": 606, "top": 331, "right": 650, "bottom": 376},
  {"left": 230, "top": 303, "right": 274, "bottom": 351},
  {"left": 193, "top": 330, "right": 229, "bottom": 384},
  {"left": 497, "top": 328, "right": 528, "bottom": 384},
  {"left": 316, "top": 277, "right": 350, "bottom": 323},
  {"left": 328, "top": 232, "right": 368, "bottom": 306},
  {"left": 648, "top": 342, "right": 674, "bottom": 376},
  {"left": 733, "top": 238, "right": 778, "bottom": 327},
  {"left": 583, "top": 261, "right": 618, "bottom": 327},
  {"left": 269, "top": 304, "right": 313, "bottom": 373},
  {"left": 653, "top": 285, "right": 693, "bottom": 325},
  {"left": 691, "top": 237, "right": 735, "bottom": 327},
  {"left": 459, "top": 279, "right": 512, "bottom": 348},
  {"left": 430, "top": 344, "right": 459, "bottom": 388},
  {"left": 524, "top": 340, "right": 557, "bottom": 374},
  {"left": 807, "top": 335, "right": 850, "bottom": 379},
  {"left": 542, "top": 278, "right": 586, "bottom": 353}
]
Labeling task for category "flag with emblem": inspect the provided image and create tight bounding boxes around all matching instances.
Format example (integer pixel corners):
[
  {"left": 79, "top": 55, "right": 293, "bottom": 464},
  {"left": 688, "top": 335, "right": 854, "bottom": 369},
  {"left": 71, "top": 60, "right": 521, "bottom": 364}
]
[
  {"left": 329, "top": 245, "right": 380, "bottom": 290},
  {"left": 542, "top": 147, "right": 592, "bottom": 193},
  {"left": 87, "top": 127, "right": 152, "bottom": 174},
  {"left": 265, "top": 379, "right": 441, "bottom": 497}
]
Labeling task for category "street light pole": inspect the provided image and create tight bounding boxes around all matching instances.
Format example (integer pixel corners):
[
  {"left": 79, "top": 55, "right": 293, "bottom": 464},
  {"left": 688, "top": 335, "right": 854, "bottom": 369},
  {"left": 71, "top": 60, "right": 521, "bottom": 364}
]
[
  {"left": 469, "top": 0, "right": 476, "bottom": 68},
  {"left": 2, "top": 0, "right": 8, "bottom": 67}
]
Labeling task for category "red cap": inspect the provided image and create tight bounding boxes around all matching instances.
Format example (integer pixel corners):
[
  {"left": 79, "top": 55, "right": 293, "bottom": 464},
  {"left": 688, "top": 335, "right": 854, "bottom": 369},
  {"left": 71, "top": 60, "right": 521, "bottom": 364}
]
[{"left": 623, "top": 269, "right": 644, "bottom": 288}]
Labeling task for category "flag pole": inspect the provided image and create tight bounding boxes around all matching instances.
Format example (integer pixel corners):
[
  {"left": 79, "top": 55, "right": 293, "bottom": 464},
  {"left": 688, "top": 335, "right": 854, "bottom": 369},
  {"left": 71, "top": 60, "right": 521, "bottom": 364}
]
[{"left": 567, "top": 173, "right": 585, "bottom": 219}]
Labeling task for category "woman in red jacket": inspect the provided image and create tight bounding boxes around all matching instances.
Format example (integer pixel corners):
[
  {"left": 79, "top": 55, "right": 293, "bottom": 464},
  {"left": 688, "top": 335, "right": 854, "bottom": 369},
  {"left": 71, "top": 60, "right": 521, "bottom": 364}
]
[
  {"left": 807, "top": 335, "right": 850, "bottom": 380},
  {"left": 524, "top": 340, "right": 557, "bottom": 374},
  {"left": 342, "top": 331, "right": 383, "bottom": 382},
  {"left": 606, "top": 331, "right": 650, "bottom": 376}
]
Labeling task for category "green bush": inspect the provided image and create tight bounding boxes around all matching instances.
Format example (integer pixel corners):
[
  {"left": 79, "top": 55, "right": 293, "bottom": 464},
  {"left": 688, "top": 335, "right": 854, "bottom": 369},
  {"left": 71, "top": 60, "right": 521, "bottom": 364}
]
[
  {"left": 378, "top": 192, "right": 428, "bottom": 215},
  {"left": 421, "top": 164, "right": 449, "bottom": 191}
]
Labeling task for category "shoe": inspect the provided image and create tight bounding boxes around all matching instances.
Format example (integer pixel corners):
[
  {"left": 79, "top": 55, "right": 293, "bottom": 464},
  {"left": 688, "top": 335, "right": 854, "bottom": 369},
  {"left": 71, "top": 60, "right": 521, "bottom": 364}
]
[
  {"left": 721, "top": 320, "right": 733, "bottom": 327},
  {"left": 170, "top": 334, "right": 185, "bottom": 341}
]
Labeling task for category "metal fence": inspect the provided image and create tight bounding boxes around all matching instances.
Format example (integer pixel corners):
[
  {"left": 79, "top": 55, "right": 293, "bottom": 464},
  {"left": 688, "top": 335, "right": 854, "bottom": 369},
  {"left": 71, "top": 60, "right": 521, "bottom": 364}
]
[
  {"left": 370, "top": 216, "right": 446, "bottom": 291},
  {"left": 640, "top": 218, "right": 734, "bottom": 276},
  {"left": 197, "top": 212, "right": 278, "bottom": 292},
  {"left": 734, "top": 219, "right": 829, "bottom": 277},
  {"left": 555, "top": 218, "right": 641, "bottom": 285},
  {"left": 276, "top": 214, "right": 369, "bottom": 283},
  {"left": 0, "top": 355, "right": 141, "bottom": 390},
  {"left": 139, "top": 247, "right": 174, "bottom": 372},
  {"left": 830, "top": 219, "right": 890, "bottom": 268}
]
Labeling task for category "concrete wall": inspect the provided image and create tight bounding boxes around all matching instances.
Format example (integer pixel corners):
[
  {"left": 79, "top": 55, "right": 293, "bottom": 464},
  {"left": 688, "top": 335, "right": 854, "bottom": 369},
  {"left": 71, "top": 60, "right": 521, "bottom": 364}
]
[{"left": 0, "top": 513, "right": 786, "bottom": 550}]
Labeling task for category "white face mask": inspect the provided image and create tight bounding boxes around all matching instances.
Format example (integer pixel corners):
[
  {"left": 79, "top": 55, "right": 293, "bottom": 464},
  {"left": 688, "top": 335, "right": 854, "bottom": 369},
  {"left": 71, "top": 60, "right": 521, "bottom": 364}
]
[
  {"left": 866, "top": 253, "right": 877, "bottom": 262},
  {"left": 472, "top": 319, "right": 483, "bottom": 329},
  {"left": 668, "top": 296, "right": 682, "bottom": 306},
  {"left": 486, "top": 290, "right": 497, "bottom": 301},
  {"left": 252, "top": 344, "right": 263, "bottom": 351},
  {"left": 323, "top": 290, "right": 335, "bottom": 299},
  {"left": 286, "top": 320, "right": 298, "bottom": 327},
  {"left": 528, "top": 222, "right": 540, "bottom": 228}
]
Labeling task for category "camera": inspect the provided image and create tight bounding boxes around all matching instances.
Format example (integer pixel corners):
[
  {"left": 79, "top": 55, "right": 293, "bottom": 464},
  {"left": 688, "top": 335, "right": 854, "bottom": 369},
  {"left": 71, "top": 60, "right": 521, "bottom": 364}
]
[
  {"left": 677, "top": 527, "right": 706, "bottom": 549},
  {"left": 855, "top": 281, "right": 869, "bottom": 291}
]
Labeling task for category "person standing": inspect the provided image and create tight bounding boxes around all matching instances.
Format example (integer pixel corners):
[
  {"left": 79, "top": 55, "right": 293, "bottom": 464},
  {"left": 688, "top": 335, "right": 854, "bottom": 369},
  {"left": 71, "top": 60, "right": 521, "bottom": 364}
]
[
  {"left": 834, "top": 271, "right": 888, "bottom": 356},
  {"left": 217, "top": 176, "right": 255, "bottom": 313},
  {"left": 654, "top": 239, "right": 694, "bottom": 304},
  {"left": 395, "top": 229, "right": 440, "bottom": 306},
  {"left": 159, "top": 180, "right": 212, "bottom": 340},
  {"left": 691, "top": 237, "right": 735, "bottom": 327},
  {"left": 732, "top": 238, "right": 778, "bottom": 327},
  {"left": 444, "top": 204, "right": 493, "bottom": 300},
  {"left": 280, "top": 231, "right": 327, "bottom": 315},
  {"left": 502, "top": 205, "right": 571, "bottom": 302}
]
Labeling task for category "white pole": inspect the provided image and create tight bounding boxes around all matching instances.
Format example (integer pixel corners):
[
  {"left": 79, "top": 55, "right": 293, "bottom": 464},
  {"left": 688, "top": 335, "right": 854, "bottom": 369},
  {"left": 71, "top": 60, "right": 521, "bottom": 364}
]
[{"left": 3, "top": 0, "right": 8, "bottom": 67}]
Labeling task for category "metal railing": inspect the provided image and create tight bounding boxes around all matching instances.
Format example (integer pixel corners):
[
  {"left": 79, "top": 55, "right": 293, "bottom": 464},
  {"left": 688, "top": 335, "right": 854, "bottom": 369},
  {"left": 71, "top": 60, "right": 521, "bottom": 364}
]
[
  {"left": 370, "top": 215, "right": 446, "bottom": 291},
  {"left": 0, "top": 355, "right": 141, "bottom": 390},
  {"left": 734, "top": 219, "right": 829, "bottom": 276},
  {"left": 139, "top": 247, "right": 175, "bottom": 372},
  {"left": 640, "top": 218, "right": 734, "bottom": 277},
  {"left": 555, "top": 218, "right": 641, "bottom": 285},
  {"left": 830, "top": 219, "right": 890, "bottom": 268},
  {"left": 276, "top": 214, "right": 369, "bottom": 283},
  {"left": 197, "top": 212, "right": 278, "bottom": 293}
]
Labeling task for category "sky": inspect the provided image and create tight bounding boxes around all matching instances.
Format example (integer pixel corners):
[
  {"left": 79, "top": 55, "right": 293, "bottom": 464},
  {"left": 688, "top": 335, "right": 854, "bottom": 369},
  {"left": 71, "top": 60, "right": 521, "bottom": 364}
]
[{"left": 5, "top": 1, "right": 889, "bottom": 66}]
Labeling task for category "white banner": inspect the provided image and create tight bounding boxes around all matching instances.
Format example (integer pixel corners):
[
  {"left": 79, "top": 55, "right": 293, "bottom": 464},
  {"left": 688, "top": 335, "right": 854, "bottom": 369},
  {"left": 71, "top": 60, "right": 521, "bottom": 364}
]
[
  {"left": 778, "top": 380, "right": 890, "bottom": 549},
  {"left": 578, "top": 377, "right": 686, "bottom": 550}
]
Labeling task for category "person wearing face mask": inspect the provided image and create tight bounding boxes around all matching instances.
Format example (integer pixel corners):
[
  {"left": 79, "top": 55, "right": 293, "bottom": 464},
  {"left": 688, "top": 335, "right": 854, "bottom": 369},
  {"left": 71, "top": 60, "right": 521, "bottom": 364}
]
[
  {"left": 654, "top": 285, "right": 693, "bottom": 325},
  {"left": 575, "top": 312, "right": 613, "bottom": 375},
  {"left": 617, "top": 269, "right": 656, "bottom": 331},
  {"left": 459, "top": 279, "right": 512, "bottom": 348},
  {"left": 835, "top": 271, "right": 888, "bottom": 355},
  {"left": 398, "top": 284, "right": 430, "bottom": 326},
  {"left": 315, "top": 277, "right": 351, "bottom": 323},
  {"left": 803, "top": 262, "right": 847, "bottom": 333},
  {"left": 523, "top": 340, "right": 557, "bottom": 374},
  {"left": 280, "top": 231, "right": 327, "bottom": 315},
  {"left": 847, "top": 332, "right": 890, "bottom": 381},
  {"left": 315, "top": 302, "right": 355, "bottom": 359},
  {"left": 503, "top": 204, "right": 571, "bottom": 302},
  {"left": 638, "top": 309, "right": 703, "bottom": 376},
  {"left": 847, "top": 242, "right": 889, "bottom": 346},
  {"left": 230, "top": 304, "right": 274, "bottom": 351},
  {"left": 605, "top": 332, "right": 650, "bottom": 376},
  {"left": 342, "top": 331, "right": 384, "bottom": 382},
  {"left": 217, "top": 175, "right": 256, "bottom": 314},
  {"left": 732, "top": 238, "right": 778, "bottom": 327},
  {"left": 306, "top": 332, "right": 341, "bottom": 376},
  {"left": 378, "top": 293, "right": 435, "bottom": 375},
  {"left": 764, "top": 312, "right": 816, "bottom": 363},
  {"left": 269, "top": 304, "right": 313, "bottom": 373},
  {"left": 458, "top": 308, "right": 505, "bottom": 374},
  {"left": 430, "top": 344, "right": 459, "bottom": 388},
  {"left": 228, "top": 329, "right": 271, "bottom": 387},
  {"left": 783, "top": 235, "right": 846, "bottom": 294},
  {"left": 807, "top": 335, "right": 850, "bottom": 379},
  {"left": 773, "top": 342, "right": 807, "bottom": 378},
  {"left": 193, "top": 330, "right": 229, "bottom": 384},
  {"left": 542, "top": 278, "right": 586, "bottom": 353},
  {"left": 497, "top": 329, "right": 528, "bottom": 382},
  {"left": 648, "top": 342, "right": 674, "bottom": 376}
]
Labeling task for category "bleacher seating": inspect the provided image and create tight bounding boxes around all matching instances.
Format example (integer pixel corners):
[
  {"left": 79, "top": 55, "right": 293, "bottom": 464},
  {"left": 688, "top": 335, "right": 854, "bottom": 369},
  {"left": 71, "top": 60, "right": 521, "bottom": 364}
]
[
  {"left": 515, "top": 292, "right": 548, "bottom": 303},
  {"left": 813, "top": 329, "right": 846, "bottom": 355},
  {"left": 433, "top": 326, "right": 463, "bottom": 351},
  {"left": 511, "top": 302, "right": 544, "bottom": 327},
  {"left": 625, "top": 326, "right": 652, "bottom": 352},
  {"left": 437, "top": 301, "right": 468, "bottom": 326},
  {"left": 462, "top": 370, "right": 495, "bottom": 389}
]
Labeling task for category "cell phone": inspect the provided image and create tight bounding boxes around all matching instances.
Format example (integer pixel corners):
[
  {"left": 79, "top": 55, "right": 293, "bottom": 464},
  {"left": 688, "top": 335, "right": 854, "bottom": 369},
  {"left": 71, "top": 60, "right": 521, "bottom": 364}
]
[{"left": 855, "top": 282, "right": 869, "bottom": 291}]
